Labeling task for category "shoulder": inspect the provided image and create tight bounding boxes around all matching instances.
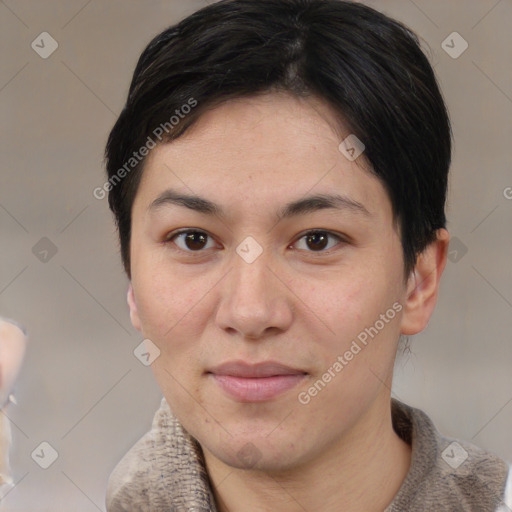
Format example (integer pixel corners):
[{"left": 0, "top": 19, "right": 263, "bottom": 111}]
[
  {"left": 389, "top": 399, "right": 512, "bottom": 511},
  {"left": 105, "top": 397, "right": 174, "bottom": 511},
  {"left": 105, "top": 397, "right": 216, "bottom": 512}
]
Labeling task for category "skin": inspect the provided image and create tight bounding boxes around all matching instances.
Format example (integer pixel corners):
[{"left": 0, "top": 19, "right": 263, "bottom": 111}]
[
  {"left": 127, "top": 92, "right": 449, "bottom": 511},
  {"left": 0, "top": 320, "right": 27, "bottom": 407}
]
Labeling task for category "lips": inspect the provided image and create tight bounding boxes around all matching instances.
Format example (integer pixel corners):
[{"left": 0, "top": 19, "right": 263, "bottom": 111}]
[
  {"left": 207, "top": 360, "right": 307, "bottom": 402},
  {"left": 209, "top": 360, "right": 306, "bottom": 378}
]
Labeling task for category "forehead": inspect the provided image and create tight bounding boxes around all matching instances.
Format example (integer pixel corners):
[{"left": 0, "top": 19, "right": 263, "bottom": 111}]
[{"left": 134, "top": 93, "right": 392, "bottom": 222}]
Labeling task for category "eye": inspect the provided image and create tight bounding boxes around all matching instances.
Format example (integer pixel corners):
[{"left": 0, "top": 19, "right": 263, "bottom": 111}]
[
  {"left": 166, "top": 230, "right": 217, "bottom": 252},
  {"left": 164, "top": 229, "right": 346, "bottom": 255},
  {"left": 292, "top": 230, "right": 345, "bottom": 253}
]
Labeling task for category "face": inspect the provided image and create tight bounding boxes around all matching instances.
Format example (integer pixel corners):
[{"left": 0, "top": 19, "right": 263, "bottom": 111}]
[{"left": 128, "top": 92, "right": 413, "bottom": 472}]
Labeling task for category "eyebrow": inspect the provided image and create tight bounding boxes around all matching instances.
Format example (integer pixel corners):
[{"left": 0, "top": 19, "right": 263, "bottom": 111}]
[{"left": 148, "top": 188, "right": 371, "bottom": 220}]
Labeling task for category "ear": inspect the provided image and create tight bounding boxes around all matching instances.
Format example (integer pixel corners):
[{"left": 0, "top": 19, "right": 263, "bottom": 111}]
[
  {"left": 127, "top": 283, "right": 142, "bottom": 332},
  {"left": 400, "top": 228, "right": 450, "bottom": 335}
]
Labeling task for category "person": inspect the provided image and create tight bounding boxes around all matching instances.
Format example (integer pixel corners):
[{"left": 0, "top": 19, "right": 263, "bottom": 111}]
[
  {"left": 102, "top": 0, "right": 512, "bottom": 510},
  {"left": 0, "top": 318, "right": 27, "bottom": 494}
]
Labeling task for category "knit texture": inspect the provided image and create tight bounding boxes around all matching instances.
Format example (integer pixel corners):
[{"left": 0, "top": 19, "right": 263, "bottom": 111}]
[{"left": 106, "top": 398, "right": 511, "bottom": 511}]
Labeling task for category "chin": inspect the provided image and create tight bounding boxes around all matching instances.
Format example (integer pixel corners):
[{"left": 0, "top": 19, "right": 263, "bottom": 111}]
[{"left": 204, "top": 434, "right": 309, "bottom": 473}]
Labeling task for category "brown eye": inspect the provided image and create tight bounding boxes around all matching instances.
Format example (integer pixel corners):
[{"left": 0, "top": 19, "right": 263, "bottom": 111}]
[
  {"left": 169, "top": 230, "right": 214, "bottom": 252},
  {"left": 294, "top": 231, "right": 343, "bottom": 253},
  {"left": 306, "top": 232, "right": 329, "bottom": 251}
]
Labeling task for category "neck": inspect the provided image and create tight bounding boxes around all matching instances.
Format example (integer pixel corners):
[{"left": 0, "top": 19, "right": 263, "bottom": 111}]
[{"left": 204, "top": 394, "right": 411, "bottom": 512}]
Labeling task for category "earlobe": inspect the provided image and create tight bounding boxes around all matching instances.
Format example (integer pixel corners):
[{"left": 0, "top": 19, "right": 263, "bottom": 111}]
[
  {"left": 400, "top": 229, "right": 450, "bottom": 335},
  {"left": 127, "top": 283, "right": 142, "bottom": 332}
]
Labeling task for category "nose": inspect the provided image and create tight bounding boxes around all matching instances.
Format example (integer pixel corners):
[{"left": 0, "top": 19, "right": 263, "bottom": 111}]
[{"left": 214, "top": 246, "right": 293, "bottom": 340}]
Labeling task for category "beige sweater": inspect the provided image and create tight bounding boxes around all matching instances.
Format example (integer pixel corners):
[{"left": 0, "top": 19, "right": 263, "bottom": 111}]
[{"left": 106, "top": 398, "right": 512, "bottom": 511}]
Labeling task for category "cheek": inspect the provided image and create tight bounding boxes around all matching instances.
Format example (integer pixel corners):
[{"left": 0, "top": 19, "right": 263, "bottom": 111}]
[
  {"left": 134, "top": 262, "right": 205, "bottom": 346},
  {"left": 295, "top": 281, "right": 402, "bottom": 433},
  {"left": 134, "top": 269, "right": 210, "bottom": 411},
  {"left": 307, "top": 274, "right": 370, "bottom": 342},
  {"left": 307, "top": 266, "right": 401, "bottom": 364}
]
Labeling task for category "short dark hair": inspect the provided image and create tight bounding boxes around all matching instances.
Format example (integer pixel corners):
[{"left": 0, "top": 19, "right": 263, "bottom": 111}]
[{"left": 104, "top": 0, "right": 451, "bottom": 279}]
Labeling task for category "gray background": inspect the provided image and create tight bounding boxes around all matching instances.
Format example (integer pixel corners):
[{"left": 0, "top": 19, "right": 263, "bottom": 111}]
[{"left": 0, "top": 0, "right": 511, "bottom": 510}]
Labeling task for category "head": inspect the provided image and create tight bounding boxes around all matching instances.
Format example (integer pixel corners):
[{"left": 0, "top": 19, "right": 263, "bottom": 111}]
[{"left": 105, "top": 0, "right": 450, "bottom": 473}]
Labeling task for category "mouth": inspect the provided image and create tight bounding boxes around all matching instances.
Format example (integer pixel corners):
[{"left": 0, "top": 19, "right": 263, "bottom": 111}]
[{"left": 207, "top": 360, "right": 308, "bottom": 402}]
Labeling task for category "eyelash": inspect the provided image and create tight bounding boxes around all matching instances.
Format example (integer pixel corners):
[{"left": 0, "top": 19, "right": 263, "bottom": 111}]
[{"left": 163, "top": 229, "right": 347, "bottom": 257}]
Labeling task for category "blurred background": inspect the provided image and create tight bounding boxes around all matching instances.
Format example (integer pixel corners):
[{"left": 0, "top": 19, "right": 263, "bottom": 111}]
[{"left": 0, "top": 0, "right": 511, "bottom": 510}]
